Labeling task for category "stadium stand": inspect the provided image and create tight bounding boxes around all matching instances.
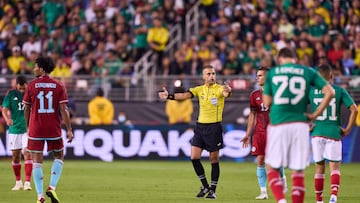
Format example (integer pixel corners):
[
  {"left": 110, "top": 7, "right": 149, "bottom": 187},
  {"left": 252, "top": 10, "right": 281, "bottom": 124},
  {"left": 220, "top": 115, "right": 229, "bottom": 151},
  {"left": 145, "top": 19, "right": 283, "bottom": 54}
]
[{"left": 0, "top": 0, "right": 360, "bottom": 120}]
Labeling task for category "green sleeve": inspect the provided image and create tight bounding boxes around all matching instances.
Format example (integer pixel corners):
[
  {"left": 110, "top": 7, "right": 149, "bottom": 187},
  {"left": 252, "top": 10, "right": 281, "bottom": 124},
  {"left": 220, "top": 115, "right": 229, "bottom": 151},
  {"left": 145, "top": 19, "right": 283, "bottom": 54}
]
[{"left": 2, "top": 91, "right": 11, "bottom": 108}]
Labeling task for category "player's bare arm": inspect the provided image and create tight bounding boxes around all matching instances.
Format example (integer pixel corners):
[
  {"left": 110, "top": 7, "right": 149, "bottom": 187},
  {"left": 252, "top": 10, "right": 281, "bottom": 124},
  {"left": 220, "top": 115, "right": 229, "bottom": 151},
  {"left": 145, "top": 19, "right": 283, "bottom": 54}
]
[
  {"left": 262, "top": 95, "right": 272, "bottom": 108},
  {"left": 242, "top": 110, "right": 256, "bottom": 148},
  {"left": 2, "top": 107, "right": 13, "bottom": 126},
  {"left": 158, "top": 87, "right": 192, "bottom": 100},
  {"left": 24, "top": 104, "right": 30, "bottom": 130},
  {"left": 341, "top": 104, "right": 358, "bottom": 136},
  {"left": 307, "top": 84, "right": 335, "bottom": 121},
  {"left": 59, "top": 103, "right": 74, "bottom": 143}
]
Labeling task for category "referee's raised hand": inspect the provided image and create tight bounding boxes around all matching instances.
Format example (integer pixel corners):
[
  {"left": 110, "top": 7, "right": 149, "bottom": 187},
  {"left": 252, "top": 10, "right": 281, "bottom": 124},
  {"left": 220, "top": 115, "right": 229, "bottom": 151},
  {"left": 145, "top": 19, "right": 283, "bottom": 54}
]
[{"left": 158, "top": 87, "right": 169, "bottom": 100}]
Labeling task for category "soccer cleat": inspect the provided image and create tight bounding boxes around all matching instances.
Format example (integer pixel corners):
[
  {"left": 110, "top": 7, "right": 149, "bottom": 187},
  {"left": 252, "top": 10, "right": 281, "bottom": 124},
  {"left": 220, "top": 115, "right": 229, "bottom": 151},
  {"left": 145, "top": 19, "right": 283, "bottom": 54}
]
[
  {"left": 196, "top": 186, "right": 210, "bottom": 198},
  {"left": 255, "top": 192, "right": 268, "bottom": 200},
  {"left": 46, "top": 189, "right": 60, "bottom": 203},
  {"left": 205, "top": 190, "right": 217, "bottom": 199},
  {"left": 317, "top": 201, "right": 324, "bottom": 203},
  {"left": 24, "top": 181, "right": 32, "bottom": 191},
  {"left": 11, "top": 181, "right": 23, "bottom": 191},
  {"left": 329, "top": 194, "right": 337, "bottom": 203},
  {"left": 36, "top": 197, "right": 45, "bottom": 203}
]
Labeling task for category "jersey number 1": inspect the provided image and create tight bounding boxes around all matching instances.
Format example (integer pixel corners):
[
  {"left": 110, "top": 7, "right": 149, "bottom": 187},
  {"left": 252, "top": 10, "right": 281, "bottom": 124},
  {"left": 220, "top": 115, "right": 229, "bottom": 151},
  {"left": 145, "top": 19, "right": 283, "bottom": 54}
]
[{"left": 37, "top": 91, "right": 54, "bottom": 113}]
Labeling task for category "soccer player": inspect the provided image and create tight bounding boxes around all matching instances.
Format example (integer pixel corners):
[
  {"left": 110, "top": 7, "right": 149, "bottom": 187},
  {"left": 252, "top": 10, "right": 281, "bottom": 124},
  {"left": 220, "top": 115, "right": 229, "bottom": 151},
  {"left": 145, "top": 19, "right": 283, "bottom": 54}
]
[
  {"left": 23, "top": 56, "right": 73, "bottom": 203},
  {"left": 263, "top": 47, "right": 334, "bottom": 203},
  {"left": 241, "top": 67, "right": 287, "bottom": 200},
  {"left": 2, "top": 75, "right": 33, "bottom": 191},
  {"left": 158, "top": 65, "right": 231, "bottom": 199},
  {"left": 309, "top": 64, "right": 358, "bottom": 203}
]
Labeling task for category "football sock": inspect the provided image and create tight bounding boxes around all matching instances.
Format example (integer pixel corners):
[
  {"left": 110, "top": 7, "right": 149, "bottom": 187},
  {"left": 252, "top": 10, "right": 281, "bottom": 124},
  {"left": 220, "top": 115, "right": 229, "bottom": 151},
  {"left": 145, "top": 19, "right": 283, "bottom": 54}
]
[
  {"left": 268, "top": 169, "right": 285, "bottom": 202},
  {"left": 191, "top": 159, "right": 209, "bottom": 188},
  {"left": 291, "top": 172, "right": 305, "bottom": 203},
  {"left": 257, "top": 166, "right": 267, "bottom": 192},
  {"left": 314, "top": 173, "right": 324, "bottom": 201},
  {"left": 33, "top": 162, "right": 44, "bottom": 197},
  {"left": 12, "top": 161, "right": 21, "bottom": 181},
  {"left": 25, "top": 159, "right": 33, "bottom": 182},
  {"left": 49, "top": 159, "right": 64, "bottom": 189},
  {"left": 211, "top": 162, "right": 219, "bottom": 192},
  {"left": 330, "top": 170, "right": 340, "bottom": 196}
]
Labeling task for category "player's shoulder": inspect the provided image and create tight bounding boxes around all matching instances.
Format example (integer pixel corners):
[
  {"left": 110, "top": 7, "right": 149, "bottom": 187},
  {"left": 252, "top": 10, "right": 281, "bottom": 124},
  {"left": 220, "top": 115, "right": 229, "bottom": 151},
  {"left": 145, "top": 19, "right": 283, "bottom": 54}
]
[
  {"left": 5, "top": 89, "right": 16, "bottom": 96},
  {"left": 250, "top": 88, "right": 261, "bottom": 96}
]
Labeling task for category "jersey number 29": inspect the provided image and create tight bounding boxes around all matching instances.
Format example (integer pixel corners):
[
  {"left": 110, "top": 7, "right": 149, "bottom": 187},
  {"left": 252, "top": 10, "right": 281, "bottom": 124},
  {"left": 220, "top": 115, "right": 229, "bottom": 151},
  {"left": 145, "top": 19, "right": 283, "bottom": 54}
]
[{"left": 273, "top": 76, "right": 306, "bottom": 105}]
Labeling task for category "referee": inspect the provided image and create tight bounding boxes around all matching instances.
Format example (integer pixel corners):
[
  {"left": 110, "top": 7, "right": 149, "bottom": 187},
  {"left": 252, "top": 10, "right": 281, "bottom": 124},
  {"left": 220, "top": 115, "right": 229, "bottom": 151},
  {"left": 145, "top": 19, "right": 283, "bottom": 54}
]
[{"left": 159, "top": 65, "right": 232, "bottom": 199}]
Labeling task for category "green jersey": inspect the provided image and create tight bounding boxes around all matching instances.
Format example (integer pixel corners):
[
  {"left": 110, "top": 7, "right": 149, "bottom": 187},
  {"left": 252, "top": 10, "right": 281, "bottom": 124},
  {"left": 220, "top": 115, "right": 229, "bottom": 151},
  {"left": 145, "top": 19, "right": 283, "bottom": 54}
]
[
  {"left": 264, "top": 63, "right": 327, "bottom": 125},
  {"left": 309, "top": 84, "right": 355, "bottom": 140},
  {"left": 1, "top": 90, "right": 26, "bottom": 134}
]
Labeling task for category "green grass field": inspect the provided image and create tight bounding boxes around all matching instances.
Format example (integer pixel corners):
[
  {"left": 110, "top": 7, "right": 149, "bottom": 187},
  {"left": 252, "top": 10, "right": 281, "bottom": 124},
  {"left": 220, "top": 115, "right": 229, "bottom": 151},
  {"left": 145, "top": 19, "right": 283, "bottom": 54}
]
[{"left": 0, "top": 159, "right": 359, "bottom": 203}]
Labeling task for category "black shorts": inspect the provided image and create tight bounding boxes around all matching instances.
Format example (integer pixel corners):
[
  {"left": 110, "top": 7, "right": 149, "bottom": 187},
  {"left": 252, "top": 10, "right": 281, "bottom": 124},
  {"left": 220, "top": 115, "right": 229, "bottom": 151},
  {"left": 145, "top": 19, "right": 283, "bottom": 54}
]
[{"left": 191, "top": 122, "right": 224, "bottom": 152}]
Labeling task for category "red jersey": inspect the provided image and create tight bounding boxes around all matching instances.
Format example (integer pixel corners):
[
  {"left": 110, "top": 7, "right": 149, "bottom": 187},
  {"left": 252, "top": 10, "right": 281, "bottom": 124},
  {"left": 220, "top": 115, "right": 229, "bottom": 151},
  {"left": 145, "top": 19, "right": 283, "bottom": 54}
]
[
  {"left": 249, "top": 89, "right": 269, "bottom": 133},
  {"left": 23, "top": 75, "right": 68, "bottom": 139}
]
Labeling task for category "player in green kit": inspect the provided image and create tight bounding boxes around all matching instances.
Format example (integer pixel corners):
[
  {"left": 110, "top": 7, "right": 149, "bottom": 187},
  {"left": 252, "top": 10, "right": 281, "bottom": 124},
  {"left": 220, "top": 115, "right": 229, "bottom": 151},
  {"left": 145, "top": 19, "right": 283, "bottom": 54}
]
[
  {"left": 263, "top": 47, "right": 334, "bottom": 203},
  {"left": 309, "top": 64, "right": 358, "bottom": 203},
  {"left": 2, "top": 75, "right": 33, "bottom": 191}
]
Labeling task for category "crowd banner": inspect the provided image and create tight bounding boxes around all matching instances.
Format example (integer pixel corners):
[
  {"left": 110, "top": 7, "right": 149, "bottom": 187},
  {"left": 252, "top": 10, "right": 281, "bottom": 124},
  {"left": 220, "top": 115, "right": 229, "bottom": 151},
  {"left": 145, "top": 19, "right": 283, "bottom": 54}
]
[{"left": 0, "top": 125, "right": 359, "bottom": 162}]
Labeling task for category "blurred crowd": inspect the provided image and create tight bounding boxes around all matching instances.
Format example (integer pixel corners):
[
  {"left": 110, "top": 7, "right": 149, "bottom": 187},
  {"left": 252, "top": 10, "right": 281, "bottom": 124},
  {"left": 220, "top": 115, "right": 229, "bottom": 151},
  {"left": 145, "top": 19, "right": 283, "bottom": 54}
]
[
  {"left": 0, "top": 0, "right": 193, "bottom": 85},
  {"left": 164, "top": 0, "right": 360, "bottom": 79},
  {"left": 0, "top": 0, "right": 359, "bottom": 81}
]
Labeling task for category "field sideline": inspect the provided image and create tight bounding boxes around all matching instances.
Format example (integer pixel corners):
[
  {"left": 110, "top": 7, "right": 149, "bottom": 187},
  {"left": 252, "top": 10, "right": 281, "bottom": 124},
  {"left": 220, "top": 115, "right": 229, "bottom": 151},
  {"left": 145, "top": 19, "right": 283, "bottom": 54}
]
[{"left": 0, "top": 160, "right": 359, "bottom": 203}]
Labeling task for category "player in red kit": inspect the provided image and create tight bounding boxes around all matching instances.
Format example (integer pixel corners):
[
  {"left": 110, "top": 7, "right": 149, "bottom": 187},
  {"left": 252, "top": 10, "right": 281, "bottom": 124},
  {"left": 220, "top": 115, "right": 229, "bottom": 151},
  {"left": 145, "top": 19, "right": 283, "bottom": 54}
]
[
  {"left": 23, "top": 56, "right": 73, "bottom": 203},
  {"left": 242, "top": 67, "right": 287, "bottom": 200}
]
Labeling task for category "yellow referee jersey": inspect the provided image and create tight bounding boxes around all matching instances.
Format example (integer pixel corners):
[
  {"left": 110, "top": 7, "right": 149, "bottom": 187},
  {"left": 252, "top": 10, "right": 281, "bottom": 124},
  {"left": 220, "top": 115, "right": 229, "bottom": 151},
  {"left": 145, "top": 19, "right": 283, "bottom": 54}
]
[{"left": 189, "top": 83, "right": 225, "bottom": 124}]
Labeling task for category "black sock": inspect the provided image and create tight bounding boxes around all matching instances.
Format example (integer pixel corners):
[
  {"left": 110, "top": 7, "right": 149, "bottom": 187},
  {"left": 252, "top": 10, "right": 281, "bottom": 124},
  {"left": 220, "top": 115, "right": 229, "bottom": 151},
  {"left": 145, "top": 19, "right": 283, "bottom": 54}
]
[
  {"left": 211, "top": 162, "right": 220, "bottom": 192},
  {"left": 191, "top": 159, "right": 209, "bottom": 188}
]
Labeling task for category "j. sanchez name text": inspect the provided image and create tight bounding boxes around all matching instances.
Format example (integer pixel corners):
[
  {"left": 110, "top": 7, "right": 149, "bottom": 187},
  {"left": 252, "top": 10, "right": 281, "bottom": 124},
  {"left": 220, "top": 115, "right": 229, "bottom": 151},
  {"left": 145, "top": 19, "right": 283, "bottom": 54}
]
[
  {"left": 275, "top": 67, "right": 304, "bottom": 75},
  {"left": 35, "top": 83, "right": 56, "bottom": 88}
]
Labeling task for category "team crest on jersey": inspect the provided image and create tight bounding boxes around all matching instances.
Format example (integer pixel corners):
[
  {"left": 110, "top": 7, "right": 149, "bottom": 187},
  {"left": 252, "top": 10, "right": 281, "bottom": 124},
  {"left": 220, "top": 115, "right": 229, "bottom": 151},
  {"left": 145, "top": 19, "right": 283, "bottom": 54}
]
[{"left": 210, "top": 98, "right": 218, "bottom": 106}]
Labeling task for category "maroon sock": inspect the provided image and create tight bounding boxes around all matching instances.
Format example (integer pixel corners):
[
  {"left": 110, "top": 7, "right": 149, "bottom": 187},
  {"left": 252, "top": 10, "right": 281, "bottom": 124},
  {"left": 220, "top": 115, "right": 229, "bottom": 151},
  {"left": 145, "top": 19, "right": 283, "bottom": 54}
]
[
  {"left": 292, "top": 172, "right": 305, "bottom": 203},
  {"left": 330, "top": 170, "right": 340, "bottom": 196},
  {"left": 268, "top": 169, "right": 285, "bottom": 202}
]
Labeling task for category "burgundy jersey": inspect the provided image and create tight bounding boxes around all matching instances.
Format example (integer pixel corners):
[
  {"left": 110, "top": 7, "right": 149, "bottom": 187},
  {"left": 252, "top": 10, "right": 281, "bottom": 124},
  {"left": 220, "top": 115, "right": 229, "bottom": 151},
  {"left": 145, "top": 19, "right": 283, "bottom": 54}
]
[
  {"left": 23, "top": 75, "right": 68, "bottom": 139},
  {"left": 249, "top": 89, "right": 269, "bottom": 133}
]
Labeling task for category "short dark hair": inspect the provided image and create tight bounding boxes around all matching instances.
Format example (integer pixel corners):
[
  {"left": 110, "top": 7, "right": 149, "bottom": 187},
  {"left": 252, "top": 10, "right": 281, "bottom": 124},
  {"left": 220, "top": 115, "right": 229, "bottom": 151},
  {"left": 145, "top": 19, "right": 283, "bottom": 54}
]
[
  {"left": 35, "top": 56, "right": 55, "bottom": 73},
  {"left": 96, "top": 88, "right": 104, "bottom": 97},
  {"left": 317, "top": 63, "right": 332, "bottom": 80},
  {"left": 257, "top": 66, "right": 270, "bottom": 72},
  {"left": 278, "top": 47, "right": 297, "bottom": 59},
  {"left": 16, "top": 75, "right": 27, "bottom": 85},
  {"left": 202, "top": 65, "right": 214, "bottom": 70}
]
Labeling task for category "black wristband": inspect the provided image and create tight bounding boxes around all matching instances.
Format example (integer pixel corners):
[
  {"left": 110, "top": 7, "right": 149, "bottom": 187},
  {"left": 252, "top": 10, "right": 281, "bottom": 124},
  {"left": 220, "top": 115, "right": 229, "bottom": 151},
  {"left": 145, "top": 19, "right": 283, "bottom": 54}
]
[{"left": 167, "top": 94, "right": 175, "bottom": 100}]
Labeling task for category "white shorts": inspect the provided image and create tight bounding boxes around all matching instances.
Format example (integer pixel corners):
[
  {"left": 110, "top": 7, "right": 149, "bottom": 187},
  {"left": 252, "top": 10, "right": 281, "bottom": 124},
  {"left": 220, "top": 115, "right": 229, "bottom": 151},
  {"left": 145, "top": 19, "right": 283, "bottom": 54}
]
[
  {"left": 265, "top": 122, "right": 310, "bottom": 171},
  {"left": 8, "top": 133, "right": 28, "bottom": 150},
  {"left": 311, "top": 136, "right": 342, "bottom": 162}
]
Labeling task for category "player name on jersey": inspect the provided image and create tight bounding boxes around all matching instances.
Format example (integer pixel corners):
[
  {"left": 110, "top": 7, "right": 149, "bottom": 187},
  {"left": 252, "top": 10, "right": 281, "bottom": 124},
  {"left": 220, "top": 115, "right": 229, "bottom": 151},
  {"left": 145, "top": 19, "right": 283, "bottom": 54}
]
[
  {"left": 35, "top": 83, "right": 57, "bottom": 88},
  {"left": 275, "top": 67, "right": 304, "bottom": 75},
  {"left": 313, "top": 89, "right": 323, "bottom": 95}
]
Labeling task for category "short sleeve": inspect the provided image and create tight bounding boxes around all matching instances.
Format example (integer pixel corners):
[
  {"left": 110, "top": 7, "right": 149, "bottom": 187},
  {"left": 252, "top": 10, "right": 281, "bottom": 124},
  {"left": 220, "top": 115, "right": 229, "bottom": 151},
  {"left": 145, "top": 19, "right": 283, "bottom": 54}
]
[{"left": 2, "top": 92, "right": 10, "bottom": 108}]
